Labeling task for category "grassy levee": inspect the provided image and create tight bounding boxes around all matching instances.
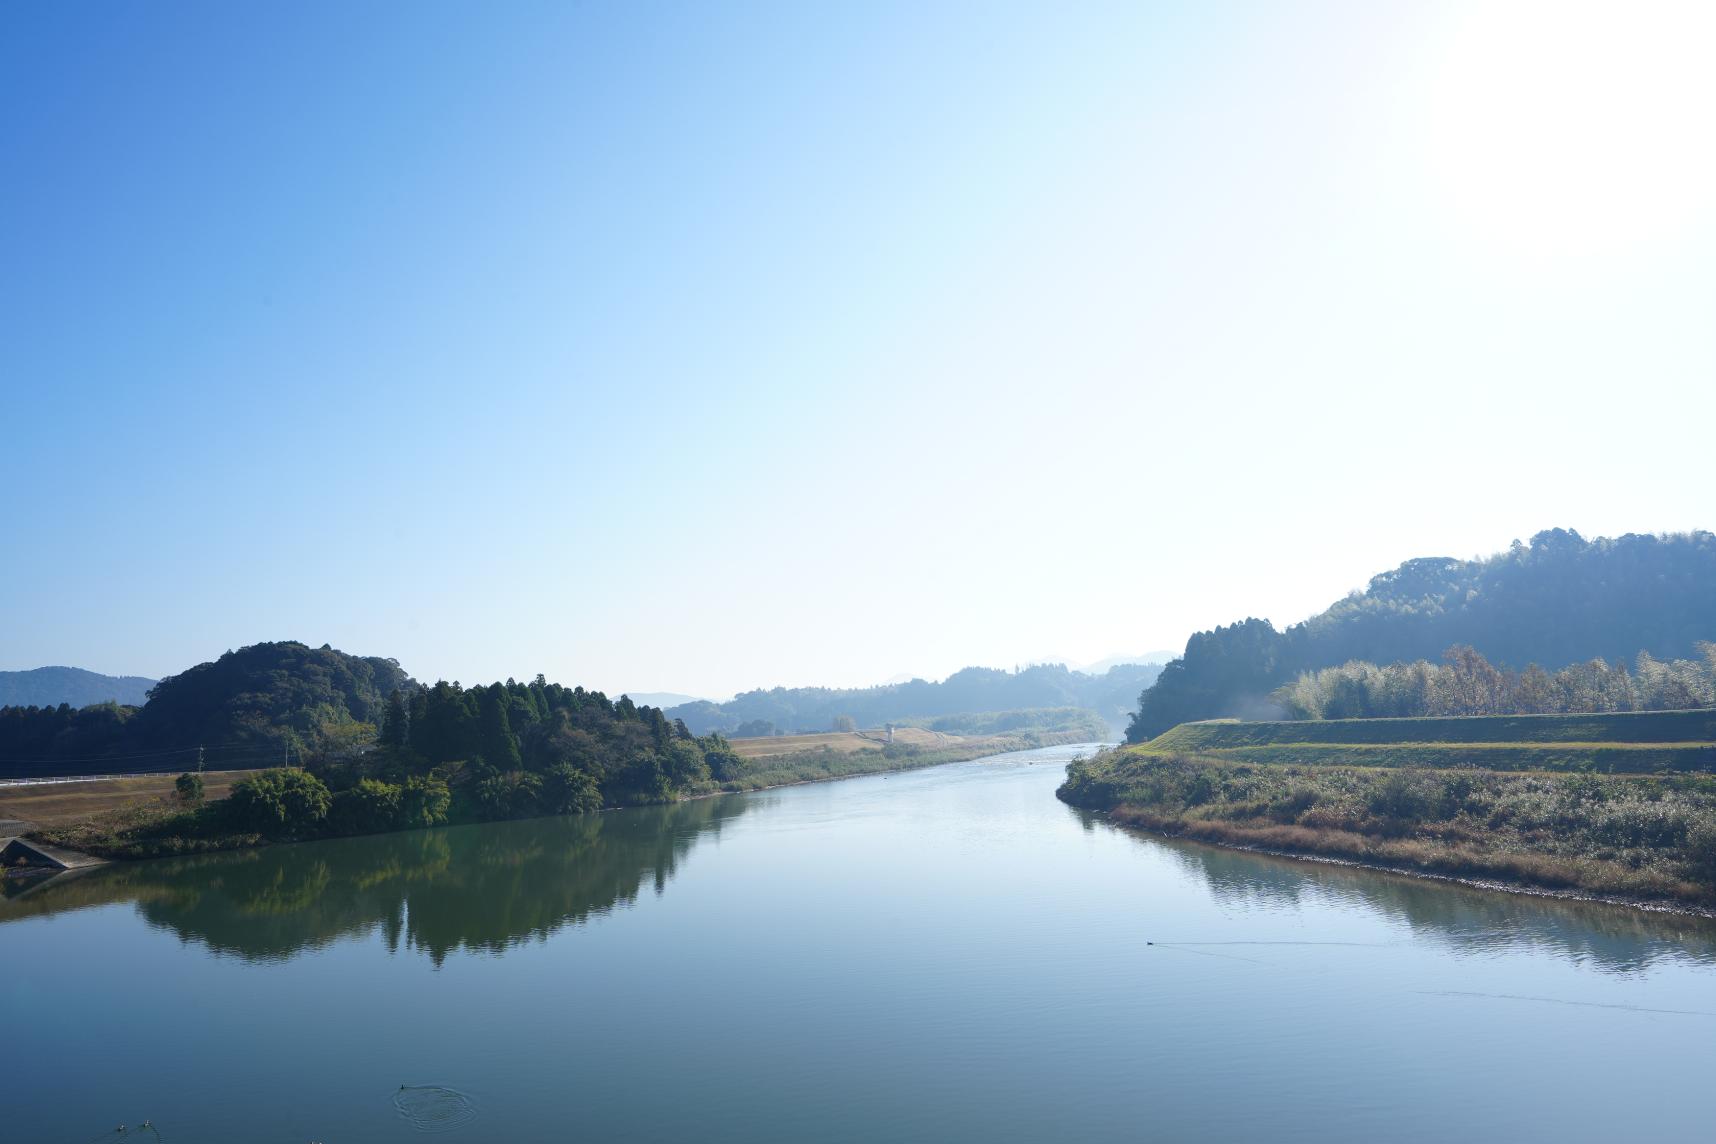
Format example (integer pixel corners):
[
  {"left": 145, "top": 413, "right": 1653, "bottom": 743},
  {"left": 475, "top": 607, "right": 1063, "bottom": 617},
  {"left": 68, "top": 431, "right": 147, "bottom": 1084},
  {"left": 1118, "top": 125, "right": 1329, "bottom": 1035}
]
[
  {"left": 1147, "top": 711, "right": 1716, "bottom": 774},
  {"left": 1063, "top": 710, "right": 1716, "bottom": 909},
  {"left": 1158, "top": 742, "right": 1716, "bottom": 773},
  {"left": 1156, "top": 709, "right": 1716, "bottom": 747}
]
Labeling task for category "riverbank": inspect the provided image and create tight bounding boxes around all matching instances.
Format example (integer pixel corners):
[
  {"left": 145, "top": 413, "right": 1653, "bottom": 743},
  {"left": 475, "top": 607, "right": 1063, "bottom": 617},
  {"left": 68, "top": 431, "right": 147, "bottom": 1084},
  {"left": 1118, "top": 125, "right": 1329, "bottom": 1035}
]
[
  {"left": 1058, "top": 746, "right": 1716, "bottom": 910},
  {"left": 30, "top": 730, "right": 1097, "bottom": 862},
  {"left": 712, "top": 728, "right": 1097, "bottom": 792}
]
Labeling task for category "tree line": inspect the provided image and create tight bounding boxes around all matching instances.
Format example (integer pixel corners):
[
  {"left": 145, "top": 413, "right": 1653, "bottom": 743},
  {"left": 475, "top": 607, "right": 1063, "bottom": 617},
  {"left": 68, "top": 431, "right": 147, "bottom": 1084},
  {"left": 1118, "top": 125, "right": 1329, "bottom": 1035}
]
[
  {"left": 1129, "top": 529, "right": 1716, "bottom": 740},
  {"left": 1277, "top": 644, "right": 1716, "bottom": 720},
  {"left": 5, "top": 642, "right": 748, "bottom": 853},
  {"left": 198, "top": 671, "right": 745, "bottom": 846}
]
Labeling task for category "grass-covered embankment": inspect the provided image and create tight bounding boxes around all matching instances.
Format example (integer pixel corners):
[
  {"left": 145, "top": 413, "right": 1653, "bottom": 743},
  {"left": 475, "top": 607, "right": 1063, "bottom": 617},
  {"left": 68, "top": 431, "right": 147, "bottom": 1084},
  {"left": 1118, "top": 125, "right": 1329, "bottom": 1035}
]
[
  {"left": 1060, "top": 712, "right": 1716, "bottom": 908},
  {"left": 1148, "top": 710, "right": 1716, "bottom": 773}
]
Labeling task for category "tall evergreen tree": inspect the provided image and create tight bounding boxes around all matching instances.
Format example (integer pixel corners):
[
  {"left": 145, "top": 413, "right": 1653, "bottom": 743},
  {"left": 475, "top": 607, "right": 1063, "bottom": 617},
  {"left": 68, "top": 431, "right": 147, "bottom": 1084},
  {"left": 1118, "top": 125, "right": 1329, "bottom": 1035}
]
[
  {"left": 477, "top": 683, "right": 523, "bottom": 771},
  {"left": 380, "top": 690, "right": 410, "bottom": 750}
]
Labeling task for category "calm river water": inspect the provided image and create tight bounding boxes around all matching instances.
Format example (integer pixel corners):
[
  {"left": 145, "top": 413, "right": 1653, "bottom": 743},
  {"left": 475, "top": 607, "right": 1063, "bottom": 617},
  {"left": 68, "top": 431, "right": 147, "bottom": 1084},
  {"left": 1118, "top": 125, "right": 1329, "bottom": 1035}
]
[{"left": 6, "top": 743, "right": 1716, "bottom": 1142}]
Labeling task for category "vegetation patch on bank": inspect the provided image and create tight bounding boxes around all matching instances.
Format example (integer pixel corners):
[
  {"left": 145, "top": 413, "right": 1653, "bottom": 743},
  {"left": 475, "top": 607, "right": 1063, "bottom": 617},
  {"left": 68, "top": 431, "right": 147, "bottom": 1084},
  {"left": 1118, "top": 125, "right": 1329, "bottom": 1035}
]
[{"left": 1059, "top": 746, "right": 1716, "bottom": 907}]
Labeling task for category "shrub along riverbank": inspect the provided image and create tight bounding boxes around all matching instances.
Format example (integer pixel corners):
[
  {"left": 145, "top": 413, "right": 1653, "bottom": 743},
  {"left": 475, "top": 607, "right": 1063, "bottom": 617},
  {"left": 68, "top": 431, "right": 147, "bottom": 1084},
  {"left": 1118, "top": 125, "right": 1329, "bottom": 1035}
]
[{"left": 1058, "top": 740, "right": 1716, "bottom": 909}]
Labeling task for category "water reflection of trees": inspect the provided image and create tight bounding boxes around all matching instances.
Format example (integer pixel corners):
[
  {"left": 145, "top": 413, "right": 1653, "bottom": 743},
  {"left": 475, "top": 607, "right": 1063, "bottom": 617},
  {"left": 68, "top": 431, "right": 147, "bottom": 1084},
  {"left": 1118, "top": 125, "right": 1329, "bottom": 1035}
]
[
  {"left": 1073, "top": 809, "right": 1716, "bottom": 974},
  {"left": 0, "top": 795, "right": 750, "bottom": 964}
]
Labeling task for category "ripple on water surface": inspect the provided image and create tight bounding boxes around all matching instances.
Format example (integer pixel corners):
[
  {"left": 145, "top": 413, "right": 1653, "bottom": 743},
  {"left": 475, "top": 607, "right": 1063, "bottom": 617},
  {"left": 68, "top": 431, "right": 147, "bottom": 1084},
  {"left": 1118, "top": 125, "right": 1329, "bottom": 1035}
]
[{"left": 392, "top": 1086, "right": 478, "bottom": 1133}]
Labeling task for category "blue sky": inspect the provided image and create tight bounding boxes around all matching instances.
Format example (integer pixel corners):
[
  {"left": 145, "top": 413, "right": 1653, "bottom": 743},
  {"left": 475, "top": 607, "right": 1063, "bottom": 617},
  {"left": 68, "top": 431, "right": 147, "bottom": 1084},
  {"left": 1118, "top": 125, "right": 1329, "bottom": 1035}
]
[{"left": 4, "top": 1, "right": 1713, "bottom": 698}]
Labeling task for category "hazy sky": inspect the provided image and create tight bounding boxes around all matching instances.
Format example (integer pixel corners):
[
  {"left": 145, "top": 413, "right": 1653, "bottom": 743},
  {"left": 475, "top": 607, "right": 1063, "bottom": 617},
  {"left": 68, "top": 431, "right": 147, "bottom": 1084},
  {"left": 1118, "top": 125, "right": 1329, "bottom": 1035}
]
[{"left": 4, "top": 1, "right": 1713, "bottom": 699}]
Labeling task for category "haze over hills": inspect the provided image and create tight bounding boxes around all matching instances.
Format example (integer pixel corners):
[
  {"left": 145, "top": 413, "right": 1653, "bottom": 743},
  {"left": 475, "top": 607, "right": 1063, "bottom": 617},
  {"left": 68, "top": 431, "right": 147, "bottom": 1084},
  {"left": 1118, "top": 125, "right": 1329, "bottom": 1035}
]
[
  {"left": 620, "top": 692, "right": 707, "bottom": 710},
  {"left": 1070, "top": 653, "right": 1179, "bottom": 676},
  {"left": 1128, "top": 529, "right": 1716, "bottom": 741},
  {"left": 0, "top": 667, "right": 155, "bottom": 709},
  {"left": 666, "top": 661, "right": 1165, "bottom": 739}
]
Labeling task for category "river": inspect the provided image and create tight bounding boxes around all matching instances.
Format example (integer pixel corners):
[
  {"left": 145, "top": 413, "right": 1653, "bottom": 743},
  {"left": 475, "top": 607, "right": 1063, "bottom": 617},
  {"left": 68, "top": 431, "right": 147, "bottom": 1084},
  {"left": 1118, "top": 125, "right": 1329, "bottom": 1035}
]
[{"left": 5, "top": 743, "right": 1715, "bottom": 1142}]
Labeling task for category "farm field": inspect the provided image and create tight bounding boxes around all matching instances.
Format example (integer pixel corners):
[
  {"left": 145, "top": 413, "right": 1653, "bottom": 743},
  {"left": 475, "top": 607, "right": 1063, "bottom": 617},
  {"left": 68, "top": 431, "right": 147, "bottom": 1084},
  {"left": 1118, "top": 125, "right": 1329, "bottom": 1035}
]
[
  {"left": 0, "top": 770, "right": 260, "bottom": 829},
  {"left": 727, "top": 726, "right": 954, "bottom": 759}
]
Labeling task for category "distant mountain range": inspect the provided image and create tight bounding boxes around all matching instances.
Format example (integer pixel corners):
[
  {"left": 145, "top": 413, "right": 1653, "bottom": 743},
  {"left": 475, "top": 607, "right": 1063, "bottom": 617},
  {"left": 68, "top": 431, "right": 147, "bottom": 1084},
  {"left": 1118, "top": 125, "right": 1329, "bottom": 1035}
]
[
  {"left": 1070, "top": 652, "right": 1179, "bottom": 675},
  {"left": 0, "top": 666, "right": 155, "bottom": 708},
  {"left": 665, "top": 661, "right": 1166, "bottom": 738},
  {"left": 620, "top": 691, "right": 708, "bottom": 710}
]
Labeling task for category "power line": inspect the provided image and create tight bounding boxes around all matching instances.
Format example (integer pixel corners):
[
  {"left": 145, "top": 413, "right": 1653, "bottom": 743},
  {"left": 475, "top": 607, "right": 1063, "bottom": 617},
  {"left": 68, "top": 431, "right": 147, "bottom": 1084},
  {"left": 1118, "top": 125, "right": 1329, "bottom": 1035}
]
[
  {"left": 0, "top": 742, "right": 299, "bottom": 766},
  {"left": 0, "top": 753, "right": 301, "bottom": 782}
]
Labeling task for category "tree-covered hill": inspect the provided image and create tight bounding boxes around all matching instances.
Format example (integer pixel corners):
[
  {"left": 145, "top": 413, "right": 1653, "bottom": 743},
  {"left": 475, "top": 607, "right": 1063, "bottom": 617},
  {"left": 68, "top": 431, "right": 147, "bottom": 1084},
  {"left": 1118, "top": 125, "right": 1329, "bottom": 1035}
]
[
  {"left": 1128, "top": 529, "right": 1716, "bottom": 742},
  {"left": 134, "top": 641, "right": 415, "bottom": 750},
  {"left": 667, "top": 661, "right": 1163, "bottom": 738},
  {"left": 0, "top": 643, "right": 743, "bottom": 807},
  {"left": 0, "top": 666, "right": 155, "bottom": 708},
  {"left": 0, "top": 642, "right": 414, "bottom": 775}
]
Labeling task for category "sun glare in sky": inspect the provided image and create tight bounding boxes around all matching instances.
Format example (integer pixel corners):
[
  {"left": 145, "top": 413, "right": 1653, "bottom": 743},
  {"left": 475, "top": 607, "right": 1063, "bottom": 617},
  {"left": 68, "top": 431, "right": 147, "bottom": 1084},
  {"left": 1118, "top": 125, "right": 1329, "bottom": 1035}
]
[
  {"left": 2, "top": 1, "right": 1712, "bottom": 696},
  {"left": 1430, "top": 1, "right": 1716, "bottom": 261}
]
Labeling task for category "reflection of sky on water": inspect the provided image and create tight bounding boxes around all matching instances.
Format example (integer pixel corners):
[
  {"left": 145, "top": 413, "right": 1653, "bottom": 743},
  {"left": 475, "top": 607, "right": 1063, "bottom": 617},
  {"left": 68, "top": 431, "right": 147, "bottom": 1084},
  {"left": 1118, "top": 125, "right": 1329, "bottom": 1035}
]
[{"left": 1078, "top": 808, "right": 1716, "bottom": 975}]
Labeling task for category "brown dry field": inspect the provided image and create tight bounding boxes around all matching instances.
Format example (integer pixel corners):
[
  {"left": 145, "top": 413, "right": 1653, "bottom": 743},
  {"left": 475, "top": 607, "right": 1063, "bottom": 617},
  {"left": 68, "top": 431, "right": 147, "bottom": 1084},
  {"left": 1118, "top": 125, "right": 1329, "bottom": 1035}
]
[
  {"left": 0, "top": 770, "right": 262, "bottom": 828},
  {"left": 728, "top": 726, "right": 955, "bottom": 759}
]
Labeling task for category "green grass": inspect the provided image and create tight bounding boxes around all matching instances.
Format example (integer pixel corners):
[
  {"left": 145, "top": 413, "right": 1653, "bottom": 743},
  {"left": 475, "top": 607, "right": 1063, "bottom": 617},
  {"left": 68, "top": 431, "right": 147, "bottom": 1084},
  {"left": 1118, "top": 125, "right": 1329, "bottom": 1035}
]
[
  {"left": 1151, "top": 742, "right": 1716, "bottom": 774},
  {"left": 1143, "top": 710, "right": 1716, "bottom": 774},
  {"left": 1152, "top": 708, "right": 1716, "bottom": 748}
]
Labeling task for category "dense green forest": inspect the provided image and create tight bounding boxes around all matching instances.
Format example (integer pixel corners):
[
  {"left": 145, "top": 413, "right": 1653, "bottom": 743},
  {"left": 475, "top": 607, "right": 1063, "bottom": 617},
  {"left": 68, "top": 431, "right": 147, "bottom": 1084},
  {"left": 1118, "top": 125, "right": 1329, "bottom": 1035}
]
[
  {"left": 0, "top": 666, "right": 155, "bottom": 709},
  {"left": 1128, "top": 530, "right": 1716, "bottom": 741},
  {"left": 670, "top": 661, "right": 1162, "bottom": 738},
  {"left": 1277, "top": 645, "right": 1716, "bottom": 720}
]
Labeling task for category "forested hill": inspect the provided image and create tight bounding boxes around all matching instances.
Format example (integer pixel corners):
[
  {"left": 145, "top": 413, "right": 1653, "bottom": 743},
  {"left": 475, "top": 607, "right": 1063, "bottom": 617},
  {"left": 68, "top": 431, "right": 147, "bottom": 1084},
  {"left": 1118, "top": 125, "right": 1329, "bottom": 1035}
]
[
  {"left": 667, "top": 662, "right": 1163, "bottom": 737},
  {"left": 0, "top": 643, "right": 737, "bottom": 808},
  {"left": 0, "top": 667, "right": 155, "bottom": 708},
  {"left": 0, "top": 642, "right": 416, "bottom": 775},
  {"left": 1128, "top": 529, "right": 1716, "bottom": 742}
]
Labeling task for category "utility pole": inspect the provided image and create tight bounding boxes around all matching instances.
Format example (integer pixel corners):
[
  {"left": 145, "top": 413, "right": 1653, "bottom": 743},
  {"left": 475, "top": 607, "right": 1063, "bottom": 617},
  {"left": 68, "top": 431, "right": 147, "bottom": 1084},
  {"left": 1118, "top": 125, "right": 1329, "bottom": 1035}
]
[{"left": 197, "top": 744, "right": 205, "bottom": 775}]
